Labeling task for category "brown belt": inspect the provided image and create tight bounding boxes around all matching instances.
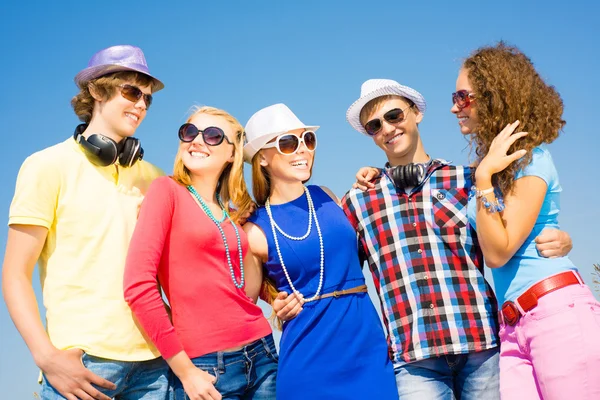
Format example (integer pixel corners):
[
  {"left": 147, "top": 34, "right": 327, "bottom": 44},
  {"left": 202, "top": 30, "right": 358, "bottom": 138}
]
[
  {"left": 304, "top": 284, "right": 368, "bottom": 303},
  {"left": 500, "top": 270, "right": 581, "bottom": 326}
]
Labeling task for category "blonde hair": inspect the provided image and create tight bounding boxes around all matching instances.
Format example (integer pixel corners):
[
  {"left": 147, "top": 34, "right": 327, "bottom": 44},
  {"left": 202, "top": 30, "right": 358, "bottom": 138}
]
[
  {"left": 251, "top": 153, "right": 272, "bottom": 206},
  {"left": 71, "top": 71, "right": 154, "bottom": 123},
  {"left": 172, "top": 106, "right": 253, "bottom": 224},
  {"left": 359, "top": 94, "right": 416, "bottom": 127}
]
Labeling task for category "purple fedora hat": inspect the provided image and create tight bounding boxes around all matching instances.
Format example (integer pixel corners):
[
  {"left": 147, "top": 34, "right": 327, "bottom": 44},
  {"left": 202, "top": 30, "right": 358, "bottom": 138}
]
[{"left": 74, "top": 45, "right": 164, "bottom": 92}]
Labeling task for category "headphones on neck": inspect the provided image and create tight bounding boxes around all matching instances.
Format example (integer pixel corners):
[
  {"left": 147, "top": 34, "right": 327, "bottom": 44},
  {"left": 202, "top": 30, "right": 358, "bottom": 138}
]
[
  {"left": 386, "top": 161, "right": 430, "bottom": 190},
  {"left": 73, "top": 124, "right": 144, "bottom": 167}
]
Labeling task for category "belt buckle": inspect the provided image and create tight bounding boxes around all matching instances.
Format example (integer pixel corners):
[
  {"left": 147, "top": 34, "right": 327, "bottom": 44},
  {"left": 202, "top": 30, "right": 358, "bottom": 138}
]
[
  {"left": 333, "top": 291, "right": 340, "bottom": 298},
  {"left": 501, "top": 301, "right": 521, "bottom": 326}
]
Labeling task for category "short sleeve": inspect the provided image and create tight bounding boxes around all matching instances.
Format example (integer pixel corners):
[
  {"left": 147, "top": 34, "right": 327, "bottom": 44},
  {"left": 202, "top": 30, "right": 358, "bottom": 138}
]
[
  {"left": 9, "top": 153, "right": 60, "bottom": 228},
  {"left": 515, "top": 146, "right": 557, "bottom": 187},
  {"left": 341, "top": 191, "right": 358, "bottom": 230}
]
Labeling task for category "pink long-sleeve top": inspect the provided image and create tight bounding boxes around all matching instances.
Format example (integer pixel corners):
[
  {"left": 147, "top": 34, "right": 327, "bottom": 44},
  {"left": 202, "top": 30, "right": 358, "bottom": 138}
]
[{"left": 124, "top": 176, "right": 271, "bottom": 359}]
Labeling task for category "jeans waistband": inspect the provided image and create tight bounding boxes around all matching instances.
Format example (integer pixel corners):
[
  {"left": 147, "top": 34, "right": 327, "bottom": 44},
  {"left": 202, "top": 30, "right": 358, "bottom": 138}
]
[{"left": 190, "top": 334, "right": 275, "bottom": 371}]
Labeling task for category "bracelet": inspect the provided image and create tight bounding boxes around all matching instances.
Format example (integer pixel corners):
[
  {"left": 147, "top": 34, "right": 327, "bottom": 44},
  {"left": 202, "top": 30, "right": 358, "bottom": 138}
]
[
  {"left": 471, "top": 186, "right": 494, "bottom": 199},
  {"left": 470, "top": 186, "right": 505, "bottom": 213},
  {"left": 480, "top": 195, "right": 505, "bottom": 213}
]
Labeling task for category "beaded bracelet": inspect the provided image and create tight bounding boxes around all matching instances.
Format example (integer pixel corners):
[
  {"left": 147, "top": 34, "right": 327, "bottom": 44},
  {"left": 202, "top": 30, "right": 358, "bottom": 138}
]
[{"left": 470, "top": 186, "right": 505, "bottom": 213}]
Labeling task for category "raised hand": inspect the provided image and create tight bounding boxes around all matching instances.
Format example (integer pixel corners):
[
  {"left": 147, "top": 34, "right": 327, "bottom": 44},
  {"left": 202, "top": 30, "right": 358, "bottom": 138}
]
[{"left": 477, "top": 121, "right": 528, "bottom": 178}]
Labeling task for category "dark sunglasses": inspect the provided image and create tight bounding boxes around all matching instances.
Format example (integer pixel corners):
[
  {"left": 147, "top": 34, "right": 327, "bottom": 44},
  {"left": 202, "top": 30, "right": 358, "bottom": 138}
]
[
  {"left": 118, "top": 84, "right": 153, "bottom": 109},
  {"left": 178, "top": 123, "right": 234, "bottom": 146},
  {"left": 452, "top": 90, "right": 476, "bottom": 110},
  {"left": 364, "top": 105, "right": 412, "bottom": 136},
  {"left": 262, "top": 131, "right": 317, "bottom": 155}
]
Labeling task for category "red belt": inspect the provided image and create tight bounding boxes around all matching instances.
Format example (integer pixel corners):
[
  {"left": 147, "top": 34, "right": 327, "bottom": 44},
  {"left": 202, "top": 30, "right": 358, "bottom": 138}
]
[{"left": 500, "top": 270, "right": 581, "bottom": 326}]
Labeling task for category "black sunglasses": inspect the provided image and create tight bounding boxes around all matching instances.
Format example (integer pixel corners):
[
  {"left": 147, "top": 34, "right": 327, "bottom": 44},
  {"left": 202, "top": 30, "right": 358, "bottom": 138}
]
[
  {"left": 364, "top": 105, "right": 412, "bottom": 136},
  {"left": 118, "top": 84, "right": 153, "bottom": 109},
  {"left": 178, "top": 123, "right": 234, "bottom": 146}
]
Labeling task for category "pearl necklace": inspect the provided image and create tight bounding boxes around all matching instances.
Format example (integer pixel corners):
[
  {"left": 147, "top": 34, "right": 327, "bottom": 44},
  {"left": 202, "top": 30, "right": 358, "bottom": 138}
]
[
  {"left": 264, "top": 186, "right": 324, "bottom": 302},
  {"left": 187, "top": 185, "right": 245, "bottom": 289}
]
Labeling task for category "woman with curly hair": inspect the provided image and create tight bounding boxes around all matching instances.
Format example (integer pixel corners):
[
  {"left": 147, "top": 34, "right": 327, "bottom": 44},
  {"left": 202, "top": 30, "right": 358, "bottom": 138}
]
[{"left": 451, "top": 42, "right": 600, "bottom": 399}]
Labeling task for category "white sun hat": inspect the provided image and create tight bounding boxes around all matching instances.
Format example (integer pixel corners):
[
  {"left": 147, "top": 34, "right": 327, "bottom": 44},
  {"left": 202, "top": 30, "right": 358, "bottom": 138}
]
[
  {"left": 346, "top": 79, "right": 427, "bottom": 136},
  {"left": 244, "top": 103, "right": 320, "bottom": 162}
]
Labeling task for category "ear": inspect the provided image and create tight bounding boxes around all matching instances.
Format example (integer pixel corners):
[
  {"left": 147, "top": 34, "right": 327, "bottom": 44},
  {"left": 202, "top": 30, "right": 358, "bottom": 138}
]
[
  {"left": 88, "top": 83, "right": 103, "bottom": 102},
  {"left": 414, "top": 109, "right": 424, "bottom": 124},
  {"left": 259, "top": 151, "right": 269, "bottom": 167}
]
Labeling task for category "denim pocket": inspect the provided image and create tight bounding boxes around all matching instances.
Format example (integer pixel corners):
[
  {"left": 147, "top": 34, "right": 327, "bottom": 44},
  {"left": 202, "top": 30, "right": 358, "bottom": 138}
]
[
  {"left": 193, "top": 365, "right": 220, "bottom": 386},
  {"left": 264, "top": 337, "right": 279, "bottom": 363},
  {"left": 181, "top": 366, "right": 220, "bottom": 400}
]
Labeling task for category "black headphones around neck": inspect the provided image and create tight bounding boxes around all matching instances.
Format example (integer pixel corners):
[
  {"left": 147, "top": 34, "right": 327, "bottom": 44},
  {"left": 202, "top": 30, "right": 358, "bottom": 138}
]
[
  {"left": 73, "top": 124, "right": 144, "bottom": 167},
  {"left": 386, "top": 160, "right": 431, "bottom": 190}
]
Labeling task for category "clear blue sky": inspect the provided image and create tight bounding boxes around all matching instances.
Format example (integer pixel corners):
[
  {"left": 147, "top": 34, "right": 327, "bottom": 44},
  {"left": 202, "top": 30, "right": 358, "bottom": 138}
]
[{"left": 1, "top": 1, "right": 598, "bottom": 398}]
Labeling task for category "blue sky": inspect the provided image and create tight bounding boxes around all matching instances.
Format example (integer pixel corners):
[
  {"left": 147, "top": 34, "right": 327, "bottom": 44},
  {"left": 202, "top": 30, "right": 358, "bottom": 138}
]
[{"left": 1, "top": 1, "right": 599, "bottom": 397}]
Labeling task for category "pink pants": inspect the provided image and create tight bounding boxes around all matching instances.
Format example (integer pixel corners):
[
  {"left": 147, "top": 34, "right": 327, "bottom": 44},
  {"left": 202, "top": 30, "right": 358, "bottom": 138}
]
[{"left": 499, "top": 281, "right": 600, "bottom": 400}]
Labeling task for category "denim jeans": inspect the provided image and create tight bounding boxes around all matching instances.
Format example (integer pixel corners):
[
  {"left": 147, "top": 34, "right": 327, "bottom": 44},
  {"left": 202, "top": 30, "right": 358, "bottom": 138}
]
[
  {"left": 172, "top": 334, "right": 278, "bottom": 400},
  {"left": 40, "top": 354, "right": 169, "bottom": 399},
  {"left": 394, "top": 347, "right": 500, "bottom": 400}
]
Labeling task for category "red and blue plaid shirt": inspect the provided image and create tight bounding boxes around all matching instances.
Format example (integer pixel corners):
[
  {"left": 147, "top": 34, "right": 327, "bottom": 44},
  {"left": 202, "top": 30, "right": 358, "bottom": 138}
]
[{"left": 342, "top": 160, "right": 499, "bottom": 364}]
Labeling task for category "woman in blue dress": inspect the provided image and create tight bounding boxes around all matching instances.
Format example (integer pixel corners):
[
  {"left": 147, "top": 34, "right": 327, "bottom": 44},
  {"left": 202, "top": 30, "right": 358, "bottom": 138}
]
[{"left": 242, "top": 103, "right": 398, "bottom": 400}]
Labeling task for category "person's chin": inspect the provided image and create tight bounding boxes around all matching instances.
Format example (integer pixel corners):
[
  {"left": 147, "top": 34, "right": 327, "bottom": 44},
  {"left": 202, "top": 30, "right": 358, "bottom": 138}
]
[
  {"left": 460, "top": 126, "right": 474, "bottom": 136},
  {"left": 389, "top": 142, "right": 412, "bottom": 158},
  {"left": 289, "top": 170, "right": 311, "bottom": 182},
  {"left": 117, "top": 125, "right": 137, "bottom": 138}
]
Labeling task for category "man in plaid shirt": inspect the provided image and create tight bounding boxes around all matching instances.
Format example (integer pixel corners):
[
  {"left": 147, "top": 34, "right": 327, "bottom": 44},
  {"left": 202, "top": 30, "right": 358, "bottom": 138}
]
[{"left": 340, "top": 79, "right": 572, "bottom": 399}]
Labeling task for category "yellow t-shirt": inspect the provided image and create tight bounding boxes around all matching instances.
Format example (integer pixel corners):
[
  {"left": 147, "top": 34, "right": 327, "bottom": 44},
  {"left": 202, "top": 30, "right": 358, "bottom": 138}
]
[{"left": 9, "top": 138, "right": 164, "bottom": 361}]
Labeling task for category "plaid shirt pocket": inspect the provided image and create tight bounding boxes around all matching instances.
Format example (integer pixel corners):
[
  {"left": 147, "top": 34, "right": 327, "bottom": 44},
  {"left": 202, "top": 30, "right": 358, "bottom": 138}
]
[{"left": 432, "top": 188, "right": 469, "bottom": 229}]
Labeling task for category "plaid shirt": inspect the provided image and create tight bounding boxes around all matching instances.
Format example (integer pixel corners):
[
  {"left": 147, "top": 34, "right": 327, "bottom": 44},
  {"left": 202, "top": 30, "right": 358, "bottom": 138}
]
[{"left": 342, "top": 159, "right": 498, "bottom": 364}]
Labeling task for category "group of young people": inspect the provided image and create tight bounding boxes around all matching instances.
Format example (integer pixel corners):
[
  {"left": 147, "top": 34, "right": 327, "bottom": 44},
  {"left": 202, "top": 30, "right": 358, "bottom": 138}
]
[{"left": 3, "top": 42, "right": 599, "bottom": 400}]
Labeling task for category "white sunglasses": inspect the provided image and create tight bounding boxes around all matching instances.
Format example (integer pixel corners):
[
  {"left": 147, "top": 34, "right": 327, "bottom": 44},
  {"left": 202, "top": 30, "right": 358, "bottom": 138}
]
[{"left": 262, "top": 131, "right": 317, "bottom": 155}]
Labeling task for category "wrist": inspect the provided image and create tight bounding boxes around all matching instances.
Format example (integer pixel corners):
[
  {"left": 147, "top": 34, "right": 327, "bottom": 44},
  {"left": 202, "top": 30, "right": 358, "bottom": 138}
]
[
  {"left": 167, "top": 351, "right": 197, "bottom": 379},
  {"left": 34, "top": 345, "right": 59, "bottom": 369},
  {"left": 475, "top": 169, "right": 493, "bottom": 187}
]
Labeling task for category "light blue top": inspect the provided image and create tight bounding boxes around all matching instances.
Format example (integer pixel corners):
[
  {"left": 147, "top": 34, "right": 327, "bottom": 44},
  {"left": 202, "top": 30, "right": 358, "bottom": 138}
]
[{"left": 468, "top": 145, "right": 576, "bottom": 304}]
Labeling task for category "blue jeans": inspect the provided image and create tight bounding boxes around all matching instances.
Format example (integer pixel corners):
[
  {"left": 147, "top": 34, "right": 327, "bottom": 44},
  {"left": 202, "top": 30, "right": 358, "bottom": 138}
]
[
  {"left": 394, "top": 347, "right": 500, "bottom": 400},
  {"left": 172, "top": 335, "right": 278, "bottom": 400},
  {"left": 40, "top": 354, "right": 169, "bottom": 399}
]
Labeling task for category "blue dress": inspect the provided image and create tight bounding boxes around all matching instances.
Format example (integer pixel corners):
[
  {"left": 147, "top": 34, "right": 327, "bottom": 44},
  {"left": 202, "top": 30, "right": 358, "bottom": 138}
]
[{"left": 249, "top": 185, "right": 398, "bottom": 400}]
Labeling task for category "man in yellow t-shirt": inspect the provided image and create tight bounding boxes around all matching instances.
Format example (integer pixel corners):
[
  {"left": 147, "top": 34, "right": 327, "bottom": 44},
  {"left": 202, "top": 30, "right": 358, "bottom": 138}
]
[{"left": 2, "top": 45, "right": 168, "bottom": 400}]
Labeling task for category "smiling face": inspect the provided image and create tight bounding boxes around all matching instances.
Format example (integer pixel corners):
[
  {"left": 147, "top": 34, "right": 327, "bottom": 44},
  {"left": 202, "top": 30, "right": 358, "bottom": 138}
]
[
  {"left": 259, "top": 128, "right": 314, "bottom": 184},
  {"left": 451, "top": 68, "right": 480, "bottom": 135},
  {"left": 361, "top": 96, "right": 424, "bottom": 166},
  {"left": 178, "top": 113, "right": 235, "bottom": 179},
  {"left": 91, "top": 80, "right": 151, "bottom": 140}
]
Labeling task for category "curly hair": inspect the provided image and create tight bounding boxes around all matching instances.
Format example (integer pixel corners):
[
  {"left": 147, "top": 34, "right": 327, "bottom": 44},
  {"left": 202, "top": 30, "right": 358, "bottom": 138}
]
[{"left": 463, "top": 42, "right": 565, "bottom": 194}]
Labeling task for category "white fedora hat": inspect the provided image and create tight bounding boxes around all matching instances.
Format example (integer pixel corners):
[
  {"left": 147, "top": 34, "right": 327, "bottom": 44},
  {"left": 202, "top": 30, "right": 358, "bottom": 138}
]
[
  {"left": 244, "top": 103, "right": 319, "bottom": 162},
  {"left": 346, "top": 79, "right": 427, "bottom": 136}
]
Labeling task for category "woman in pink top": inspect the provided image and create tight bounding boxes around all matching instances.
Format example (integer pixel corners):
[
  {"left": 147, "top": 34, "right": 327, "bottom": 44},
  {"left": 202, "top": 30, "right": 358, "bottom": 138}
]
[{"left": 124, "top": 106, "right": 276, "bottom": 400}]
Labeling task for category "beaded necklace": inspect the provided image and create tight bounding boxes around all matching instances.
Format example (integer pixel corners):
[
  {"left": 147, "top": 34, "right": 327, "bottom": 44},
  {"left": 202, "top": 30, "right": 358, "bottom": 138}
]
[
  {"left": 264, "top": 186, "right": 324, "bottom": 302},
  {"left": 187, "top": 185, "right": 245, "bottom": 289}
]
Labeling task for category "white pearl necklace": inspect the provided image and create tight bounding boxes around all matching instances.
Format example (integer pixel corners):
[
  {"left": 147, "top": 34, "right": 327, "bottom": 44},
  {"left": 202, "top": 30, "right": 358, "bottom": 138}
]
[{"left": 265, "top": 186, "right": 325, "bottom": 302}]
